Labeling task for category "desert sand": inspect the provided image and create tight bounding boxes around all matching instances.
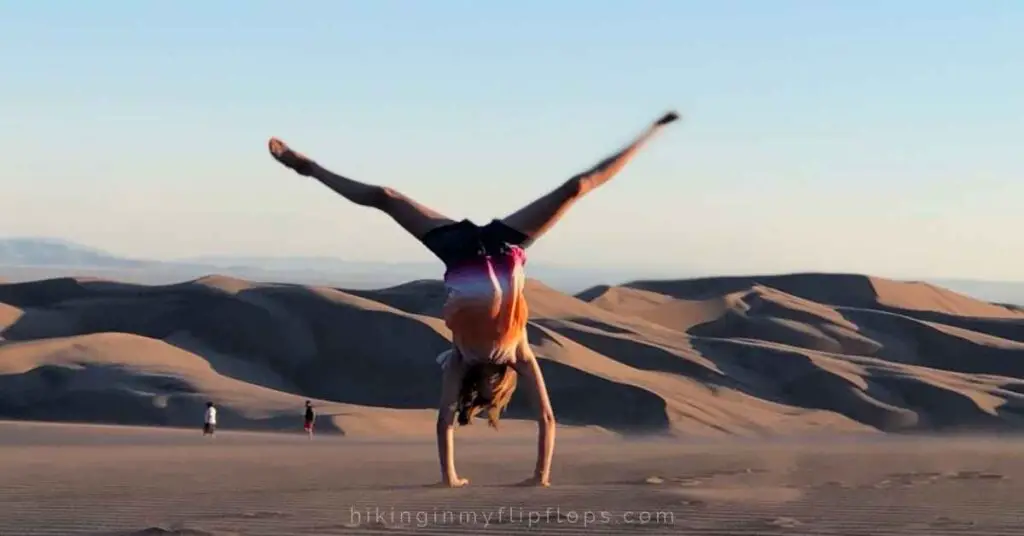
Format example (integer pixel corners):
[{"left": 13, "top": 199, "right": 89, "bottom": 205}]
[{"left": 1, "top": 421, "right": 1023, "bottom": 535}]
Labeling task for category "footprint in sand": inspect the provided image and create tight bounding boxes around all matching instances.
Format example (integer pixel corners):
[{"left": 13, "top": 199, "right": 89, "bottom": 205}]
[
  {"left": 670, "top": 486, "right": 803, "bottom": 505},
  {"left": 945, "top": 470, "right": 1006, "bottom": 481},
  {"left": 864, "top": 470, "right": 1006, "bottom": 490},
  {"left": 818, "top": 480, "right": 853, "bottom": 489},
  {"left": 193, "top": 510, "right": 292, "bottom": 522},
  {"left": 662, "top": 468, "right": 766, "bottom": 487},
  {"left": 766, "top": 516, "right": 803, "bottom": 529},
  {"left": 691, "top": 468, "right": 767, "bottom": 479},
  {"left": 883, "top": 471, "right": 944, "bottom": 487},
  {"left": 931, "top": 516, "right": 977, "bottom": 528}
]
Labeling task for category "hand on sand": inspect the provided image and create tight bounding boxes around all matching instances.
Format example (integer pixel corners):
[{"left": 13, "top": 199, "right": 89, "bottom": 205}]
[
  {"left": 514, "top": 475, "right": 551, "bottom": 488},
  {"left": 268, "top": 137, "right": 315, "bottom": 176},
  {"left": 435, "top": 476, "right": 470, "bottom": 488}
]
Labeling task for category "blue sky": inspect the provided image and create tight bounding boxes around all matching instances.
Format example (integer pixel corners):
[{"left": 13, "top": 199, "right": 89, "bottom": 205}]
[{"left": 1, "top": 1, "right": 1021, "bottom": 280}]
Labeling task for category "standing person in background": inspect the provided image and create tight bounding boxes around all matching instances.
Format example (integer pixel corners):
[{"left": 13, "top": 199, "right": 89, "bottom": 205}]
[
  {"left": 303, "top": 400, "right": 316, "bottom": 439},
  {"left": 203, "top": 401, "right": 217, "bottom": 437}
]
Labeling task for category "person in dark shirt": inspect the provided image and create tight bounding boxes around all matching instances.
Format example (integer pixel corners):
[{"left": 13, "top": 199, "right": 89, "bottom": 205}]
[{"left": 303, "top": 400, "right": 316, "bottom": 439}]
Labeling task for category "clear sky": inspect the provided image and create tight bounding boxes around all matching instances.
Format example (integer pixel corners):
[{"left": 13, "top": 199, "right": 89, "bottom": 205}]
[{"left": 1, "top": 1, "right": 1021, "bottom": 280}]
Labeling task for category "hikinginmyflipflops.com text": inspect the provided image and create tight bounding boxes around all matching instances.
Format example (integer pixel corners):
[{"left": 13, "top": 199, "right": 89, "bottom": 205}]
[{"left": 348, "top": 506, "right": 676, "bottom": 528}]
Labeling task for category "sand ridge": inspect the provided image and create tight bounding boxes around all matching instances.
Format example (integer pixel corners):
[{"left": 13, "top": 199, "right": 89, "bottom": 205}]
[{"left": 0, "top": 272, "right": 1022, "bottom": 436}]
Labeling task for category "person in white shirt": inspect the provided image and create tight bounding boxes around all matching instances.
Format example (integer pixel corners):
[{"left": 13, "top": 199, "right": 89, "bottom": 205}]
[{"left": 203, "top": 401, "right": 217, "bottom": 436}]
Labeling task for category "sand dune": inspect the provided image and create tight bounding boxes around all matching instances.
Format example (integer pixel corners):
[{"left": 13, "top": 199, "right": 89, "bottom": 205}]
[{"left": 1, "top": 272, "right": 1023, "bottom": 436}]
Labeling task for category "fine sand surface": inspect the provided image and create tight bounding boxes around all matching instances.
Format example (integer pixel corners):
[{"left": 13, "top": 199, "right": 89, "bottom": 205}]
[
  {"left": 1, "top": 421, "right": 1023, "bottom": 535},
  {"left": 1, "top": 272, "right": 1023, "bottom": 436}
]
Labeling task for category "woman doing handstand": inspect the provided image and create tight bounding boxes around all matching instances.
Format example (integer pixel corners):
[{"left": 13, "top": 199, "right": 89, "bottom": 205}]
[{"left": 267, "top": 110, "right": 679, "bottom": 487}]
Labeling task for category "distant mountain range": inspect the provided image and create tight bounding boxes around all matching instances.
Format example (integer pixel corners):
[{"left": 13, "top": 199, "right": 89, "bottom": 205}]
[
  {"left": 0, "top": 237, "right": 655, "bottom": 292},
  {"left": 1, "top": 237, "right": 1023, "bottom": 304},
  {"left": 926, "top": 278, "right": 1024, "bottom": 308},
  {"left": 0, "top": 238, "right": 148, "bottom": 269}
]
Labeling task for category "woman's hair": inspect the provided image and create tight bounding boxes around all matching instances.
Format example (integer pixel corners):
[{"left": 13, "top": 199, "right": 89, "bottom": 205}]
[{"left": 457, "top": 363, "right": 518, "bottom": 429}]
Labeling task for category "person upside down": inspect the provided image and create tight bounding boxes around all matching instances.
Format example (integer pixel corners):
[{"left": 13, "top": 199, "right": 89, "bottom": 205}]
[{"left": 267, "top": 110, "right": 679, "bottom": 487}]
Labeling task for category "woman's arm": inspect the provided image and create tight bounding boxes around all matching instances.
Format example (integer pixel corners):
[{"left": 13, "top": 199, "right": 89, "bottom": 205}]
[
  {"left": 514, "top": 342, "right": 556, "bottom": 486},
  {"left": 436, "top": 350, "right": 470, "bottom": 487}
]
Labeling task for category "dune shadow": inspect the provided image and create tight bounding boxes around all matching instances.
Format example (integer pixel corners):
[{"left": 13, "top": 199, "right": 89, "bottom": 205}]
[
  {"left": 690, "top": 338, "right": 922, "bottom": 431},
  {"left": 841, "top": 308, "right": 1024, "bottom": 376},
  {"left": 549, "top": 316, "right": 635, "bottom": 335},
  {"left": 690, "top": 337, "right": 1024, "bottom": 433},
  {"left": 626, "top": 273, "right": 881, "bottom": 305},
  {"left": 869, "top": 373, "right": 1023, "bottom": 432},
  {"left": 236, "top": 285, "right": 452, "bottom": 409},
  {"left": 1, "top": 277, "right": 672, "bottom": 432},
  {"left": 0, "top": 277, "right": 129, "bottom": 308},
  {"left": 533, "top": 320, "right": 722, "bottom": 382},
  {"left": 534, "top": 317, "right": 912, "bottom": 431},
  {"left": 515, "top": 325, "right": 672, "bottom": 434},
  {"left": 0, "top": 278, "right": 454, "bottom": 410},
  {"left": 624, "top": 272, "right": 1024, "bottom": 342},
  {"left": 343, "top": 279, "right": 447, "bottom": 317},
  {"left": 0, "top": 281, "right": 317, "bottom": 396}
]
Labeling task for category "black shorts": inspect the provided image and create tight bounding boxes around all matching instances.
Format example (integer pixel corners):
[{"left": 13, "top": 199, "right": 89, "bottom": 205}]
[
  {"left": 420, "top": 219, "right": 529, "bottom": 267},
  {"left": 203, "top": 423, "right": 215, "bottom": 434}
]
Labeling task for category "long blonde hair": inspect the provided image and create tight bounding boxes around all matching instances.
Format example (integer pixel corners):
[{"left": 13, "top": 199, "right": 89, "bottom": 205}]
[{"left": 457, "top": 362, "right": 518, "bottom": 429}]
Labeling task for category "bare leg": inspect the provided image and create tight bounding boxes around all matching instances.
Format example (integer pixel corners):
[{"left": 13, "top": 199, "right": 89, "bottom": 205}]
[
  {"left": 501, "top": 111, "right": 679, "bottom": 247},
  {"left": 268, "top": 138, "right": 455, "bottom": 240}
]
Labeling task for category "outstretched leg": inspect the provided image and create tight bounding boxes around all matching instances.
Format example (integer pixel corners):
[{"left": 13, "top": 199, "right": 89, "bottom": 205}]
[
  {"left": 268, "top": 138, "right": 455, "bottom": 240},
  {"left": 500, "top": 111, "right": 679, "bottom": 247}
]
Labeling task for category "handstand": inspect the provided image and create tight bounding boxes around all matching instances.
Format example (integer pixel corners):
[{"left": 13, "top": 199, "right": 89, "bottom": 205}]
[{"left": 267, "top": 110, "right": 679, "bottom": 487}]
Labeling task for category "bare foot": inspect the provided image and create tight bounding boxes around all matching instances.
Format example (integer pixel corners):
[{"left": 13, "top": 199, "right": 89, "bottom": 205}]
[
  {"left": 514, "top": 475, "right": 551, "bottom": 488},
  {"left": 434, "top": 477, "right": 469, "bottom": 488},
  {"left": 655, "top": 110, "right": 680, "bottom": 125},
  {"left": 268, "top": 137, "right": 316, "bottom": 176}
]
